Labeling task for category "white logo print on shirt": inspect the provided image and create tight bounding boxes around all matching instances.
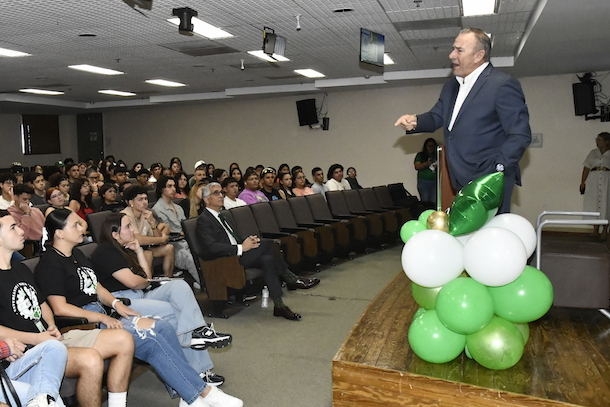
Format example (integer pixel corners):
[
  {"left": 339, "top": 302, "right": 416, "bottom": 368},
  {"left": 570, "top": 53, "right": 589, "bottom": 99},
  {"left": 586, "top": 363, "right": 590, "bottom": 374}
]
[
  {"left": 77, "top": 266, "right": 98, "bottom": 296},
  {"left": 12, "top": 282, "right": 45, "bottom": 332}
]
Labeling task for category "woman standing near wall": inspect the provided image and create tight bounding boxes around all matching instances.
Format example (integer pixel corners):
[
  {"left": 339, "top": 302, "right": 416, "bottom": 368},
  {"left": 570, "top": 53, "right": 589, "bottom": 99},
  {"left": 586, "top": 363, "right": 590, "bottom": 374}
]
[
  {"left": 414, "top": 138, "right": 438, "bottom": 205},
  {"left": 581, "top": 132, "right": 610, "bottom": 240}
]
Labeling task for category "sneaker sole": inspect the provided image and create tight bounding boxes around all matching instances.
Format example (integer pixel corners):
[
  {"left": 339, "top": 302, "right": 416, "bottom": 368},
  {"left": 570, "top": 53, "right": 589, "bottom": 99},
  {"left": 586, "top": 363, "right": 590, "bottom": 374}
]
[
  {"left": 190, "top": 338, "right": 232, "bottom": 350},
  {"left": 204, "top": 380, "right": 224, "bottom": 387}
]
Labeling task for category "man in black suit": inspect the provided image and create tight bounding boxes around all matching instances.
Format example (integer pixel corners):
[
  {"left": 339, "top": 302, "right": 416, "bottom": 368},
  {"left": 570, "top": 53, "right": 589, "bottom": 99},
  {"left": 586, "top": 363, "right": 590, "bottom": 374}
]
[{"left": 196, "top": 182, "right": 320, "bottom": 320}]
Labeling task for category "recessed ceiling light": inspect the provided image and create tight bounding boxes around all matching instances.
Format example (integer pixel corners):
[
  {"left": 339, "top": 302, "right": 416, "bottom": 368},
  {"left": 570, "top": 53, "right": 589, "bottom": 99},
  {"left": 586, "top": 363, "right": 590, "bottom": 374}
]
[
  {"left": 167, "top": 17, "right": 234, "bottom": 39},
  {"left": 145, "top": 79, "right": 186, "bottom": 87},
  {"left": 68, "top": 64, "right": 124, "bottom": 75},
  {"left": 0, "top": 47, "right": 30, "bottom": 57},
  {"left": 19, "top": 89, "right": 64, "bottom": 95},
  {"left": 333, "top": 8, "right": 354, "bottom": 13},
  {"left": 462, "top": 0, "right": 497, "bottom": 16},
  {"left": 98, "top": 90, "right": 137, "bottom": 97},
  {"left": 78, "top": 33, "right": 97, "bottom": 37},
  {"left": 384, "top": 54, "right": 395, "bottom": 65},
  {"left": 247, "top": 50, "right": 290, "bottom": 62},
  {"left": 294, "top": 69, "right": 325, "bottom": 78}
]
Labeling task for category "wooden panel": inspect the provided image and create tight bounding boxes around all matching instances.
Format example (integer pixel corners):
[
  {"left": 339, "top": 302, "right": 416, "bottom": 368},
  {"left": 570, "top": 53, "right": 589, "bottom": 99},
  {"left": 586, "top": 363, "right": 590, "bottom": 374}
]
[{"left": 333, "top": 272, "right": 610, "bottom": 407}]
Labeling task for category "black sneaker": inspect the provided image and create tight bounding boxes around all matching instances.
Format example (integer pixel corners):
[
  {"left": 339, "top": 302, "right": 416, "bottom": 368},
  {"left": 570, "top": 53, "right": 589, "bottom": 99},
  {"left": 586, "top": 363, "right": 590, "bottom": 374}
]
[
  {"left": 191, "top": 324, "right": 232, "bottom": 350},
  {"left": 200, "top": 370, "right": 225, "bottom": 387}
]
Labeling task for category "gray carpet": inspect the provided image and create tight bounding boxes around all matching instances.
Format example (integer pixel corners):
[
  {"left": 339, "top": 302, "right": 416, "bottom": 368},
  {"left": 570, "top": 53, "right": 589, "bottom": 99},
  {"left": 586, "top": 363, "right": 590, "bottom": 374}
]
[{"left": 113, "top": 246, "right": 403, "bottom": 407}]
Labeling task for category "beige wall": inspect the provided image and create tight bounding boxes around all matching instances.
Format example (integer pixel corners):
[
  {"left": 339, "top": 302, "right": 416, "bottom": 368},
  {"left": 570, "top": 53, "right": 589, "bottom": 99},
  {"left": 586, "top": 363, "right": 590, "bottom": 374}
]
[
  {"left": 1, "top": 71, "right": 608, "bottom": 226},
  {"left": 0, "top": 114, "right": 77, "bottom": 169},
  {"left": 103, "top": 72, "right": 610, "bottom": 224}
]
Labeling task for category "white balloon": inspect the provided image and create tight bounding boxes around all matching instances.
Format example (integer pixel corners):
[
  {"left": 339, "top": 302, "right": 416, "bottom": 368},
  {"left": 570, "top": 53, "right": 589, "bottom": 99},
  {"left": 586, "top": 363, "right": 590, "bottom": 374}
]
[
  {"left": 401, "top": 229, "right": 464, "bottom": 288},
  {"left": 463, "top": 227, "right": 527, "bottom": 286},
  {"left": 455, "top": 232, "right": 474, "bottom": 246},
  {"left": 482, "top": 214, "right": 537, "bottom": 257}
]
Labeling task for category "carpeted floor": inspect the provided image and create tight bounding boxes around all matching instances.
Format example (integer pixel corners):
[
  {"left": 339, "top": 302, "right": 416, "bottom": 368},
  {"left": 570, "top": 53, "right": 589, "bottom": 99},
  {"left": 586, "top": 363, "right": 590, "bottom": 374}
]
[{"left": 108, "top": 245, "right": 404, "bottom": 407}]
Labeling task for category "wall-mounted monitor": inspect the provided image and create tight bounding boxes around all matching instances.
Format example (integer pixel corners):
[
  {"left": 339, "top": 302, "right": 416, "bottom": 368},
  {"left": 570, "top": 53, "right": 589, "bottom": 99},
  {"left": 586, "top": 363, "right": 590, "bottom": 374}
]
[{"left": 360, "top": 28, "right": 384, "bottom": 67}]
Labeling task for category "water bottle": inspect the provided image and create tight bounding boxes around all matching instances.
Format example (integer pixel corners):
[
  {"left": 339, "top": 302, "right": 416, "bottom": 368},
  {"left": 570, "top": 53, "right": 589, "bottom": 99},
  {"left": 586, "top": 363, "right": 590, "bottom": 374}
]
[{"left": 261, "top": 286, "right": 269, "bottom": 308}]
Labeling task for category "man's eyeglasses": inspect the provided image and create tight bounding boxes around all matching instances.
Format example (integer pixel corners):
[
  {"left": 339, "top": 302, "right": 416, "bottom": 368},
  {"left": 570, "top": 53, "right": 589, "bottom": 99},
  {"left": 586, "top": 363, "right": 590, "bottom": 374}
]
[{"left": 210, "top": 190, "right": 225, "bottom": 196}]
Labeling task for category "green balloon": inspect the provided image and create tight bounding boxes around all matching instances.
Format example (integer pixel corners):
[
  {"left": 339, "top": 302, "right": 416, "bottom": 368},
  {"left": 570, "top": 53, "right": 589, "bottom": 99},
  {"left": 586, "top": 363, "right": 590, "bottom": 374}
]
[
  {"left": 413, "top": 307, "right": 427, "bottom": 321},
  {"left": 436, "top": 277, "right": 494, "bottom": 334},
  {"left": 465, "top": 344, "right": 472, "bottom": 359},
  {"left": 412, "top": 283, "right": 442, "bottom": 310},
  {"left": 514, "top": 323, "right": 530, "bottom": 345},
  {"left": 449, "top": 197, "right": 488, "bottom": 236},
  {"left": 448, "top": 173, "right": 505, "bottom": 236},
  {"left": 418, "top": 209, "right": 435, "bottom": 224},
  {"left": 488, "top": 266, "right": 554, "bottom": 323},
  {"left": 400, "top": 220, "right": 427, "bottom": 243},
  {"left": 459, "top": 172, "right": 504, "bottom": 210},
  {"left": 466, "top": 316, "right": 524, "bottom": 370},
  {"left": 408, "top": 310, "right": 466, "bottom": 364}
]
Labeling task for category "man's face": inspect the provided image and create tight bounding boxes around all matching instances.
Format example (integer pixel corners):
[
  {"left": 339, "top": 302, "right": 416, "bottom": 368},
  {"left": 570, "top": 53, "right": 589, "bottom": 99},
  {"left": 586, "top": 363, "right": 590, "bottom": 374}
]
[
  {"left": 14, "top": 193, "right": 31, "bottom": 210},
  {"left": 223, "top": 182, "right": 239, "bottom": 199},
  {"left": 151, "top": 166, "right": 162, "bottom": 177},
  {"left": 69, "top": 165, "right": 80, "bottom": 181},
  {"left": 245, "top": 175, "right": 259, "bottom": 191},
  {"left": 0, "top": 215, "right": 25, "bottom": 252},
  {"left": 449, "top": 32, "right": 485, "bottom": 78},
  {"left": 204, "top": 185, "right": 224, "bottom": 210},
  {"left": 131, "top": 194, "right": 149, "bottom": 212},
  {"left": 313, "top": 170, "right": 324, "bottom": 184},
  {"left": 194, "top": 169, "right": 206, "bottom": 181},
  {"left": 262, "top": 172, "right": 275, "bottom": 188},
  {"left": 332, "top": 168, "right": 343, "bottom": 182},
  {"left": 115, "top": 172, "right": 127, "bottom": 184},
  {"left": 162, "top": 180, "right": 176, "bottom": 199},
  {"left": 33, "top": 175, "right": 45, "bottom": 192}
]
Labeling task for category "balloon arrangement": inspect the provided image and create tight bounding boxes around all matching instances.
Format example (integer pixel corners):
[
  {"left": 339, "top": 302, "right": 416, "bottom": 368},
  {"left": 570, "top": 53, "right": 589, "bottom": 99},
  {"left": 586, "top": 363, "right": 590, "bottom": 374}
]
[{"left": 400, "top": 173, "right": 554, "bottom": 370}]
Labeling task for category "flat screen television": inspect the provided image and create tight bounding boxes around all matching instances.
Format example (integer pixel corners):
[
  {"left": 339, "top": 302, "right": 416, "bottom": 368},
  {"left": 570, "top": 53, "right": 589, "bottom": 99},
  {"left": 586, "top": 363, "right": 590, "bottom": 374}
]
[{"left": 360, "top": 28, "right": 384, "bottom": 67}]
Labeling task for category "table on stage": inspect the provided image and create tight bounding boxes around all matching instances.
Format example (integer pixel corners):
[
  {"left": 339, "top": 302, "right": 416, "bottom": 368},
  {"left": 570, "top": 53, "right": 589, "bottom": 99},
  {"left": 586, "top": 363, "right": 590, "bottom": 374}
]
[{"left": 332, "top": 271, "right": 610, "bottom": 407}]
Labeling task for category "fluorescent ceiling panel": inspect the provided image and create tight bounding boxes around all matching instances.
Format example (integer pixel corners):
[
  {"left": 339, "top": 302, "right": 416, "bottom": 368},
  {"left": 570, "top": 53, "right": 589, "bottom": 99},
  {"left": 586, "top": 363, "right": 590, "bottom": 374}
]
[
  {"left": 145, "top": 79, "right": 186, "bottom": 87},
  {"left": 384, "top": 54, "right": 395, "bottom": 65},
  {"left": 462, "top": 0, "right": 496, "bottom": 16},
  {"left": 167, "top": 17, "right": 234, "bottom": 39},
  {"left": 0, "top": 47, "right": 30, "bottom": 57},
  {"left": 19, "top": 89, "right": 64, "bottom": 95},
  {"left": 247, "top": 50, "right": 290, "bottom": 62},
  {"left": 99, "top": 90, "right": 137, "bottom": 97},
  {"left": 294, "top": 69, "right": 325, "bottom": 78},
  {"left": 68, "top": 64, "right": 124, "bottom": 75}
]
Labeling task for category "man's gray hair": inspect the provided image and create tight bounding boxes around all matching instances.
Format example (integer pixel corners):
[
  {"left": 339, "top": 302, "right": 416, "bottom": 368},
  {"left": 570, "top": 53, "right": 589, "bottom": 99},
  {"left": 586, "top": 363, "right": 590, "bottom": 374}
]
[
  {"left": 460, "top": 27, "right": 491, "bottom": 61},
  {"left": 202, "top": 182, "right": 221, "bottom": 199}
]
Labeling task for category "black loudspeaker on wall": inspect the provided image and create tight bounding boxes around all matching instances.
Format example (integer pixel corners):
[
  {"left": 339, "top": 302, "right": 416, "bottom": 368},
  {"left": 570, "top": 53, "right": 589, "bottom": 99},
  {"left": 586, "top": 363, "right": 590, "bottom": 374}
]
[
  {"left": 572, "top": 82, "right": 596, "bottom": 116},
  {"left": 296, "top": 99, "right": 319, "bottom": 126}
]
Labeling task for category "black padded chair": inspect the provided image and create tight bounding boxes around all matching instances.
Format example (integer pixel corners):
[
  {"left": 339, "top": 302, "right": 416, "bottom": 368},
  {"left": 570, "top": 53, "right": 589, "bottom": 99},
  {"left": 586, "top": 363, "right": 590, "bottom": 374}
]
[
  {"left": 269, "top": 199, "right": 324, "bottom": 268},
  {"left": 86, "top": 211, "right": 112, "bottom": 243},
  {"left": 247, "top": 203, "right": 304, "bottom": 273},
  {"left": 286, "top": 196, "right": 342, "bottom": 260},
  {"left": 341, "top": 189, "right": 385, "bottom": 247},
  {"left": 182, "top": 217, "right": 263, "bottom": 318},
  {"left": 357, "top": 188, "right": 399, "bottom": 243},
  {"left": 305, "top": 194, "right": 361, "bottom": 255},
  {"left": 324, "top": 191, "right": 371, "bottom": 251},
  {"left": 372, "top": 186, "right": 412, "bottom": 226}
]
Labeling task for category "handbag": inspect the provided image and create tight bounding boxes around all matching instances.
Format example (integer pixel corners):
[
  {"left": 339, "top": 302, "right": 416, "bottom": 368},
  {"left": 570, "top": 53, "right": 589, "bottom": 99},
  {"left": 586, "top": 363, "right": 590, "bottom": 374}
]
[{"left": 0, "top": 362, "right": 22, "bottom": 407}]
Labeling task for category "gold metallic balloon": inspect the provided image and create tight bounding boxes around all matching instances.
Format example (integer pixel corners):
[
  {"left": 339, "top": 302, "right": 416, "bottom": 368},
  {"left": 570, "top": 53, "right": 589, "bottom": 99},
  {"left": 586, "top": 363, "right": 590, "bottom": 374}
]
[{"left": 426, "top": 211, "right": 449, "bottom": 232}]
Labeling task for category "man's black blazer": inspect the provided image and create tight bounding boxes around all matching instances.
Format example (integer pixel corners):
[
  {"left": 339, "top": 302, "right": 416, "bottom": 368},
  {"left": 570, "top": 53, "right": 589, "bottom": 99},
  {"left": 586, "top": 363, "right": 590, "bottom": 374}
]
[{"left": 196, "top": 209, "right": 242, "bottom": 260}]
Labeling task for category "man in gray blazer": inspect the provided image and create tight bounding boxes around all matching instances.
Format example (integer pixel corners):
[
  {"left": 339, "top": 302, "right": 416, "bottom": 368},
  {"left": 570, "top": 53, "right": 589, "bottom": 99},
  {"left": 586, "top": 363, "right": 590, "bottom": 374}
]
[{"left": 395, "top": 27, "right": 531, "bottom": 213}]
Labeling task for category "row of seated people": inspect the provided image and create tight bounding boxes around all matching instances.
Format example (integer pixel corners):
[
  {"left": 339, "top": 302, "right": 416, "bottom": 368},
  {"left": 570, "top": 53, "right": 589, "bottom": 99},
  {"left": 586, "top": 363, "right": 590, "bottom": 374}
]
[{"left": 0, "top": 209, "right": 241, "bottom": 407}]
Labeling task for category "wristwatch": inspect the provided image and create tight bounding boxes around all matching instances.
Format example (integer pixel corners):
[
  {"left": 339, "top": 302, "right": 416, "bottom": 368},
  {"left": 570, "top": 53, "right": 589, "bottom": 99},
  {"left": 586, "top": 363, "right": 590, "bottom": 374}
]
[{"left": 495, "top": 163, "right": 505, "bottom": 172}]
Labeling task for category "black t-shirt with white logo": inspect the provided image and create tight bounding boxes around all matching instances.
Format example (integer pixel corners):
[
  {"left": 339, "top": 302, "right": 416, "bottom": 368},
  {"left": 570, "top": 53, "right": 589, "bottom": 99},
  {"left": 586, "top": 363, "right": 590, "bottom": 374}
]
[
  {"left": 35, "top": 248, "right": 98, "bottom": 307},
  {"left": 0, "top": 262, "right": 48, "bottom": 334}
]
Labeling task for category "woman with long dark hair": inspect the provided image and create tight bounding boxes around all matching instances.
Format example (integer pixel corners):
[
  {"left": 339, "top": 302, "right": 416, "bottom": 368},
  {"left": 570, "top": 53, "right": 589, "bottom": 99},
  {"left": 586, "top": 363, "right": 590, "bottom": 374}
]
[
  {"left": 414, "top": 137, "right": 439, "bottom": 205},
  {"left": 68, "top": 178, "right": 94, "bottom": 221},
  {"left": 90, "top": 212, "right": 230, "bottom": 386},
  {"left": 37, "top": 209, "right": 243, "bottom": 407},
  {"left": 174, "top": 171, "right": 190, "bottom": 199}
]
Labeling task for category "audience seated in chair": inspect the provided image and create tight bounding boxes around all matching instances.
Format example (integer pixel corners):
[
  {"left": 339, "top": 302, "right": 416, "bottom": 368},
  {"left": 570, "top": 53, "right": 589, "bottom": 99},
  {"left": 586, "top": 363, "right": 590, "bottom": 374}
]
[
  {"left": 310, "top": 167, "right": 325, "bottom": 196},
  {"left": 0, "top": 173, "right": 16, "bottom": 210},
  {"left": 222, "top": 178, "right": 246, "bottom": 210},
  {"left": 324, "top": 164, "right": 351, "bottom": 192},
  {"left": 196, "top": 182, "right": 320, "bottom": 321},
  {"left": 259, "top": 168, "right": 281, "bottom": 202},
  {"left": 23, "top": 171, "right": 47, "bottom": 206},
  {"left": 291, "top": 171, "right": 315, "bottom": 197},
  {"left": 0, "top": 210, "right": 134, "bottom": 407},
  {"left": 237, "top": 170, "right": 268, "bottom": 205}
]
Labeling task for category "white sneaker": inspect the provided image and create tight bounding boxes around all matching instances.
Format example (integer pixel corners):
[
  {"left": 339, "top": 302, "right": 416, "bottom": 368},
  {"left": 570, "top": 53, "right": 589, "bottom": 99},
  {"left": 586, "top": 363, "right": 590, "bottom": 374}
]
[
  {"left": 179, "top": 398, "right": 209, "bottom": 407},
  {"left": 202, "top": 386, "right": 243, "bottom": 407},
  {"left": 26, "top": 394, "right": 58, "bottom": 407}
]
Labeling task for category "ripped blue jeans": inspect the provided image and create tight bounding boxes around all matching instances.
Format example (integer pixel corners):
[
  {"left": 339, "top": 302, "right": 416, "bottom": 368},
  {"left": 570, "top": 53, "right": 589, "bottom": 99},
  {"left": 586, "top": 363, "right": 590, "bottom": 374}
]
[{"left": 81, "top": 302, "right": 205, "bottom": 404}]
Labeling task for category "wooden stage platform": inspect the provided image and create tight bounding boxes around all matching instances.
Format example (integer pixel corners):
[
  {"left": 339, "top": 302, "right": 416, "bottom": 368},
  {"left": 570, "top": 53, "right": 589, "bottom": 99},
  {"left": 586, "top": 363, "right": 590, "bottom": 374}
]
[{"left": 332, "top": 271, "right": 610, "bottom": 406}]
